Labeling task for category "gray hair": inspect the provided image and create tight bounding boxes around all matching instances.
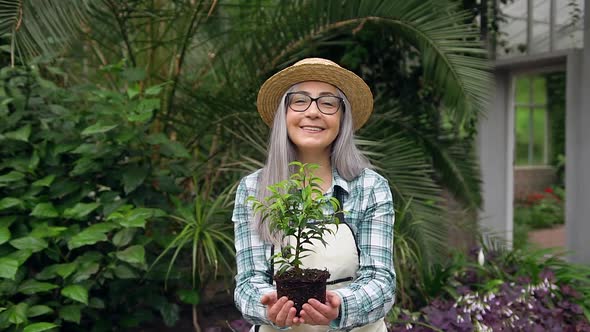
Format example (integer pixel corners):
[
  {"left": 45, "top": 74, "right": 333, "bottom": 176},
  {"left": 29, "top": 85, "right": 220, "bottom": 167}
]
[{"left": 254, "top": 84, "right": 372, "bottom": 244}]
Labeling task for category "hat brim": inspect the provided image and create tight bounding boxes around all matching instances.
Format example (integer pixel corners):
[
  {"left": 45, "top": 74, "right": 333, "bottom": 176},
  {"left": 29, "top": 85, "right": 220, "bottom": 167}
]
[{"left": 256, "top": 63, "right": 373, "bottom": 131}]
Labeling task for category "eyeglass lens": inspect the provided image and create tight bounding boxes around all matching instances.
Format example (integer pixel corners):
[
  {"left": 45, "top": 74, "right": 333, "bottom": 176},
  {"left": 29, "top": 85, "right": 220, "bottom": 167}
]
[{"left": 287, "top": 93, "right": 342, "bottom": 115}]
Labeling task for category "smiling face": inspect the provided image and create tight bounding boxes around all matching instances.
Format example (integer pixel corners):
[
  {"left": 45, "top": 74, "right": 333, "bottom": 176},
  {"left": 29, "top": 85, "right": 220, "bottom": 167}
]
[{"left": 286, "top": 81, "right": 342, "bottom": 158}]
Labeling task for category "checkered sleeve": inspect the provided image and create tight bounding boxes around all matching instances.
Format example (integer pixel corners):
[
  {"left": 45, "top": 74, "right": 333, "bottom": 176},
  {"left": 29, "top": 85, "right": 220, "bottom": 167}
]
[
  {"left": 233, "top": 175, "right": 277, "bottom": 326},
  {"left": 330, "top": 174, "right": 396, "bottom": 331}
]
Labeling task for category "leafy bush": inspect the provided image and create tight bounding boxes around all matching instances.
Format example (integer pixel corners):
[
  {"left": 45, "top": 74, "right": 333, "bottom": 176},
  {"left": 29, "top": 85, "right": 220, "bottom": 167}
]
[
  {"left": 515, "top": 186, "right": 564, "bottom": 230},
  {"left": 0, "top": 66, "right": 192, "bottom": 331},
  {"left": 388, "top": 246, "right": 590, "bottom": 331}
]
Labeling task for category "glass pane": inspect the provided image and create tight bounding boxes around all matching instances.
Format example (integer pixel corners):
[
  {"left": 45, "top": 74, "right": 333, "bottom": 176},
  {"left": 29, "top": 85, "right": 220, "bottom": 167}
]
[
  {"left": 515, "top": 76, "right": 530, "bottom": 104},
  {"left": 515, "top": 107, "right": 530, "bottom": 165},
  {"left": 533, "top": 77, "right": 547, "bottom": 104},
  {"left": 532, "top": 108, "right": 547, "bottom": 165}
]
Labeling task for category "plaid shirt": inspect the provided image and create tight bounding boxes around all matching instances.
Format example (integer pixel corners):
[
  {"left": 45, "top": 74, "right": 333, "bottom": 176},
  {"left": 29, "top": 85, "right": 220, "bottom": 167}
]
[{"left": 233, "top": 168, "right": 396, "bottom": 331}]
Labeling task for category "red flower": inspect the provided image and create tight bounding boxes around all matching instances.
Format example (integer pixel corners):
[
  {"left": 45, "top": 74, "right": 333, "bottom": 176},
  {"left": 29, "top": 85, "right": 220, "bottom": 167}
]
[{"left": 544, "top": 187, "right": 554, "bottom": 194}]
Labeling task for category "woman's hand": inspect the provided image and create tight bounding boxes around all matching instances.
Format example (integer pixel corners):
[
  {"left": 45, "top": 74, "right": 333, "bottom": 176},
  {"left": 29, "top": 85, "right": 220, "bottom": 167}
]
[
  {"left": 261, "top": 292, "right": 298, "bottom": 327},
  {"left": 299, "top": 291, "right": 341, "bottom": 325}
]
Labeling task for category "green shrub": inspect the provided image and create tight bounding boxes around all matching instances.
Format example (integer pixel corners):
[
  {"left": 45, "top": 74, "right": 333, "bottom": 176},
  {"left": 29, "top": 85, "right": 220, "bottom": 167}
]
[{"left": 0, "top": 66, "right": 193, "bottom": 331}]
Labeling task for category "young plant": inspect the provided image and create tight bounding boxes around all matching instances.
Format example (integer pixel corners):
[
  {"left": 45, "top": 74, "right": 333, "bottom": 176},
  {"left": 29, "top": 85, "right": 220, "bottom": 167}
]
[{"left": 249, "top": 162, "right": 341, "bottom": 275}]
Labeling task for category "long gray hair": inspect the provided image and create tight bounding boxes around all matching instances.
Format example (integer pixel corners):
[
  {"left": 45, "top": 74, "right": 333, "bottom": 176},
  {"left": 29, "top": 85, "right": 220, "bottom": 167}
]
[{"left": 254, "top": 83, "right": 372, "bottom": 244}]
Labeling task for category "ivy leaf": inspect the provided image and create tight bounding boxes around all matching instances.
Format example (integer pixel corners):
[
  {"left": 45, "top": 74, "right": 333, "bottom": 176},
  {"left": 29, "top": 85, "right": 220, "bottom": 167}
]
[
  {"left": 0, "top": 227, "right": 11, "bottom": 245},
  {"left": 122, "top": 166, "right": 149, "bottom": 194},
  {"left": 30, "top": 203, "right": 59, "bottom": 218},
  {"left": 7, "top": 250, "right": 33, "bottom": 265},
  {"left": 113, "top": 264, "right": 138, "bottom": 279},
  {"left": 23, "top": 322, "right": 59, "bottom": 332},
  {"left": 112, "top": 228, "right": 136, "bottom": 247},
  {"left": 61, "top": 285, "right": 88, "bottom": 305},
  {"left": 10, "top": 237, "right": 48, "bottom": 252},
  {"left": 18, "top": 280, "right": 59, "bottom": 295},
  {"left": 5, "top": 124, "right": 31, "bottom": 142},
  {"left": 0, "top": 257, "right": 19, "bottom": 279},
  {"left": 0, "top": 197, "right": 24, "bottom": 210},
  {"left": 81, "top": 122, "right": 118, "bottom": 136},
  {"left": 116, "top": 245, "right": 145, "bottom": 265},
  {"left": 30, "top": 225, "right": 67, "bottom": 238},
  {"left": 32, "top": 175, "right": 56, "bottom": 187},
  {"left": 0, "top": 171, "right": 25, "bottom": 183},
  {"left": 26, "top": 305, "right": 53, "bottom": 318},
  {"left": 6, "top": 302, "right": 28, "bottom": 324},
  {"left": 63, "top": 202, "right": 100, "bottom": 220},
  {"left": 67, "top": 229, "right": 107, "bottom": 250},
  {"left": 59, "top": 304, "right": 82, "bottom": 324}
]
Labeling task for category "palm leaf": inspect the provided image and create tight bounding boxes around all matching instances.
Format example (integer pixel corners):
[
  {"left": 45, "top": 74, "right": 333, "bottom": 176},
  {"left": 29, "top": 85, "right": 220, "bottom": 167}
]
[
  {"left": 217, "top": 0, "right": 491, "bottom": 124},
  {"left": 0, "top": 0, "right": 92, "bottom": 65}
]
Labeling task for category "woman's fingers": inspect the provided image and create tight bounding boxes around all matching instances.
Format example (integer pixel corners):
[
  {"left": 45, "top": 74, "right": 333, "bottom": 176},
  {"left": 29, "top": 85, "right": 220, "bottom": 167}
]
[
  {"left": 274, "top": 298, "right": 295, "bottom": 325},
  {"left": 300, "top": 292, "right": 341, "bottom": 325}
]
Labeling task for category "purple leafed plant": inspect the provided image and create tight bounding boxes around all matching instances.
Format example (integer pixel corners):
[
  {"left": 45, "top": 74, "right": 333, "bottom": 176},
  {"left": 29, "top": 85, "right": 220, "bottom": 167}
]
[{"left": 390, "top": 246, "right": 590, "bottom": 332}]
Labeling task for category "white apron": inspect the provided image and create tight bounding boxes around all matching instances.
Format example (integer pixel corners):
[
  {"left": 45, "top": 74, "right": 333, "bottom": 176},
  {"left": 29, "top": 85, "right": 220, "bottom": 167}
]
[{"left": 255, "top": 223, "right": 387, "bottom": 332}]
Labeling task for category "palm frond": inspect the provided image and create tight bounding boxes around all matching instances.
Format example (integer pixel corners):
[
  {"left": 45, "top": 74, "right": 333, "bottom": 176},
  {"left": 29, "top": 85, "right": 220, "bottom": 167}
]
[
  {"left": 0, "top": 0, "right": 92, "bottom": 65},
  {"left": 217, "top": 0, "right": 491, "bottom": 123}
]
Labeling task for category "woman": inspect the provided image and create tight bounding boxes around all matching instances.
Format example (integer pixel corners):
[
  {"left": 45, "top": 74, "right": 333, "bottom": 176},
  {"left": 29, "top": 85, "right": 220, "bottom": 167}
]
[{"left": 233, "top": 58, "right": 395, "bottom": 331}]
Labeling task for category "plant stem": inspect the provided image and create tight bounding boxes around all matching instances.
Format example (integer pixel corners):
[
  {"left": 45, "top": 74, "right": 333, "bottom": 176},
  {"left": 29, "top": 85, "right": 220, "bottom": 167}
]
[{"left": 192, "top": 304, "right": 202, "bottom": 332}]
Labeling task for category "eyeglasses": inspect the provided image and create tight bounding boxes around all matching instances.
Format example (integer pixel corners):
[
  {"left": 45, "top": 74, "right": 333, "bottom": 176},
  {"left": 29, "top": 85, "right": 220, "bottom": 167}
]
[{"left": 286, "top": 92, "right": 344, "bottom": 115}]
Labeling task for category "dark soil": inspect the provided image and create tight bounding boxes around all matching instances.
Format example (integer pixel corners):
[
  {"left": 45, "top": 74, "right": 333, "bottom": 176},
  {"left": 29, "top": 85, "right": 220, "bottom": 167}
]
[{"left": 274, "top": 268, "right": 330, "bottom": 314}]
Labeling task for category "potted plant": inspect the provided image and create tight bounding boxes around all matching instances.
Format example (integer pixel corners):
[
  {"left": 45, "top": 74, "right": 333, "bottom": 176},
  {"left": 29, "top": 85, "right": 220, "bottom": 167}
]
[{"left": 249, "top": 162, "right": 342, "bottom": 314}]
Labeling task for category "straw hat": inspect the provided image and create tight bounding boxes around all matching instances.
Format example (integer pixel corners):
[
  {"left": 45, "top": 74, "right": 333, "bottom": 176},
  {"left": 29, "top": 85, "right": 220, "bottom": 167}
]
[{"left": 256, "top": 58, "right": 374, "bottom": 131}]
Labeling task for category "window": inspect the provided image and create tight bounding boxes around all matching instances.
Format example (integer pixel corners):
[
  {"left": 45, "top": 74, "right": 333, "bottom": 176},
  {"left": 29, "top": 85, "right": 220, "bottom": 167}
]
[{"left": 514, "top": 75, "right": 550, "bottom": 166}]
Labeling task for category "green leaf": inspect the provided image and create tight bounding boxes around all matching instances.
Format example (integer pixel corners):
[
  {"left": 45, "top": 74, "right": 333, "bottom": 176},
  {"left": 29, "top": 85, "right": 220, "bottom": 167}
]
[
  {"left": 113, "top": 264, "right": 138, "bottom": 279},
  {"left": 71, "top": 262, "right": 99, "bottom": 282},
  {"left": 0, "top": 215, "right": 17, "bottom": 228},
  {"left": 59, "top": 304, "right": 82, "bottom": 324},
  {"left": 18, "top": 279, "right": 59, "bottom": 294},
  {"left": 116, "top": 245, "right": 145, "bottom": 265},
  {"left": 81, "top": 122, "right": 118, "bottom": 136},
  {"left": 10, "top": 237, "right": 48, "bottom": 252},
  {"left": 157, "top": 302, "right": 179, "bottom": 327},
  {"left": 32, "top": 175, "right": 56, "bottom": 187},
  {"left": 28, "top": 151, "right": 40, "bottom": 171},
  {"left": 112, "top": 228, "right": 136, "bottom": 247},
  {"left": 0, "top": 227, "right": 10, "bottom": 245},
  {"left": 161, "top": 140, "right": 191, "bottom": 159},
  {"left": 122, "top": 166, "right": 149, "bottom": 194},
  {"left": 6, "top": 302, "right": 28, "bottom": 324},
  {"left": 0, "top": 197, "right": 24, "bottom": 210},
  {"left": 54, "top": 263, "right": 77, "bottom": 279},
  {"left": 177, "top": 289, "right": 200, "bottom": 305},
  {"left": 145, "top": 82, "right": 169, "bottom": 96},
  {"left": 0, "top": 257, "right": 19, "bottom": 279},
  {"left": 26, "top": 305, "right": 53, "bottom": 317},
  {"left": 67, "top": 229, "right": 108, "bottom": 250},
  {"left": 0, "top": 171, "right": 25, "bottom": 183},
  {"left": 30, "top": 203, "right": 59, "bottom": 218},
  {"left": 63, "top": 202, "right": 100, "bottom": 220},
  {"left": 61, "top": 285, "right": 88, "bottom": 305},
  {"left": 89, "top": 297, "right": 105, "bottom": 309},
  {"left": 30, "top": 225, "right": 68, "bottom": 238},
  {"left": 5, "top": 124, "right": 32, "bottom": 142},
  {"left": 24, "top": 322, "right": 59, "bottom": 332},
  {"left": 7, "top": 250, "right": 33, "bottom": 265}
]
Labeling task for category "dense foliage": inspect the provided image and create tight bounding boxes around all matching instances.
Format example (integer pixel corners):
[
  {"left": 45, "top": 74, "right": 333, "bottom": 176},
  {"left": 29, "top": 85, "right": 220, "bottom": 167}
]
[
  {"left": 0, "top": 66, "right": 236, "bottom": 331},
  {"left": 389, "top": 246, "right": 590, "bottom": 331}
]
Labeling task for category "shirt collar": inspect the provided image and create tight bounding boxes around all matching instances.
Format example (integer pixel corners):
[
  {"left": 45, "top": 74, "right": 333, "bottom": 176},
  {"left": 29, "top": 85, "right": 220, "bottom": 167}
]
[{"left": 331, "top": 167, "right": 350, "bottom": 195}]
